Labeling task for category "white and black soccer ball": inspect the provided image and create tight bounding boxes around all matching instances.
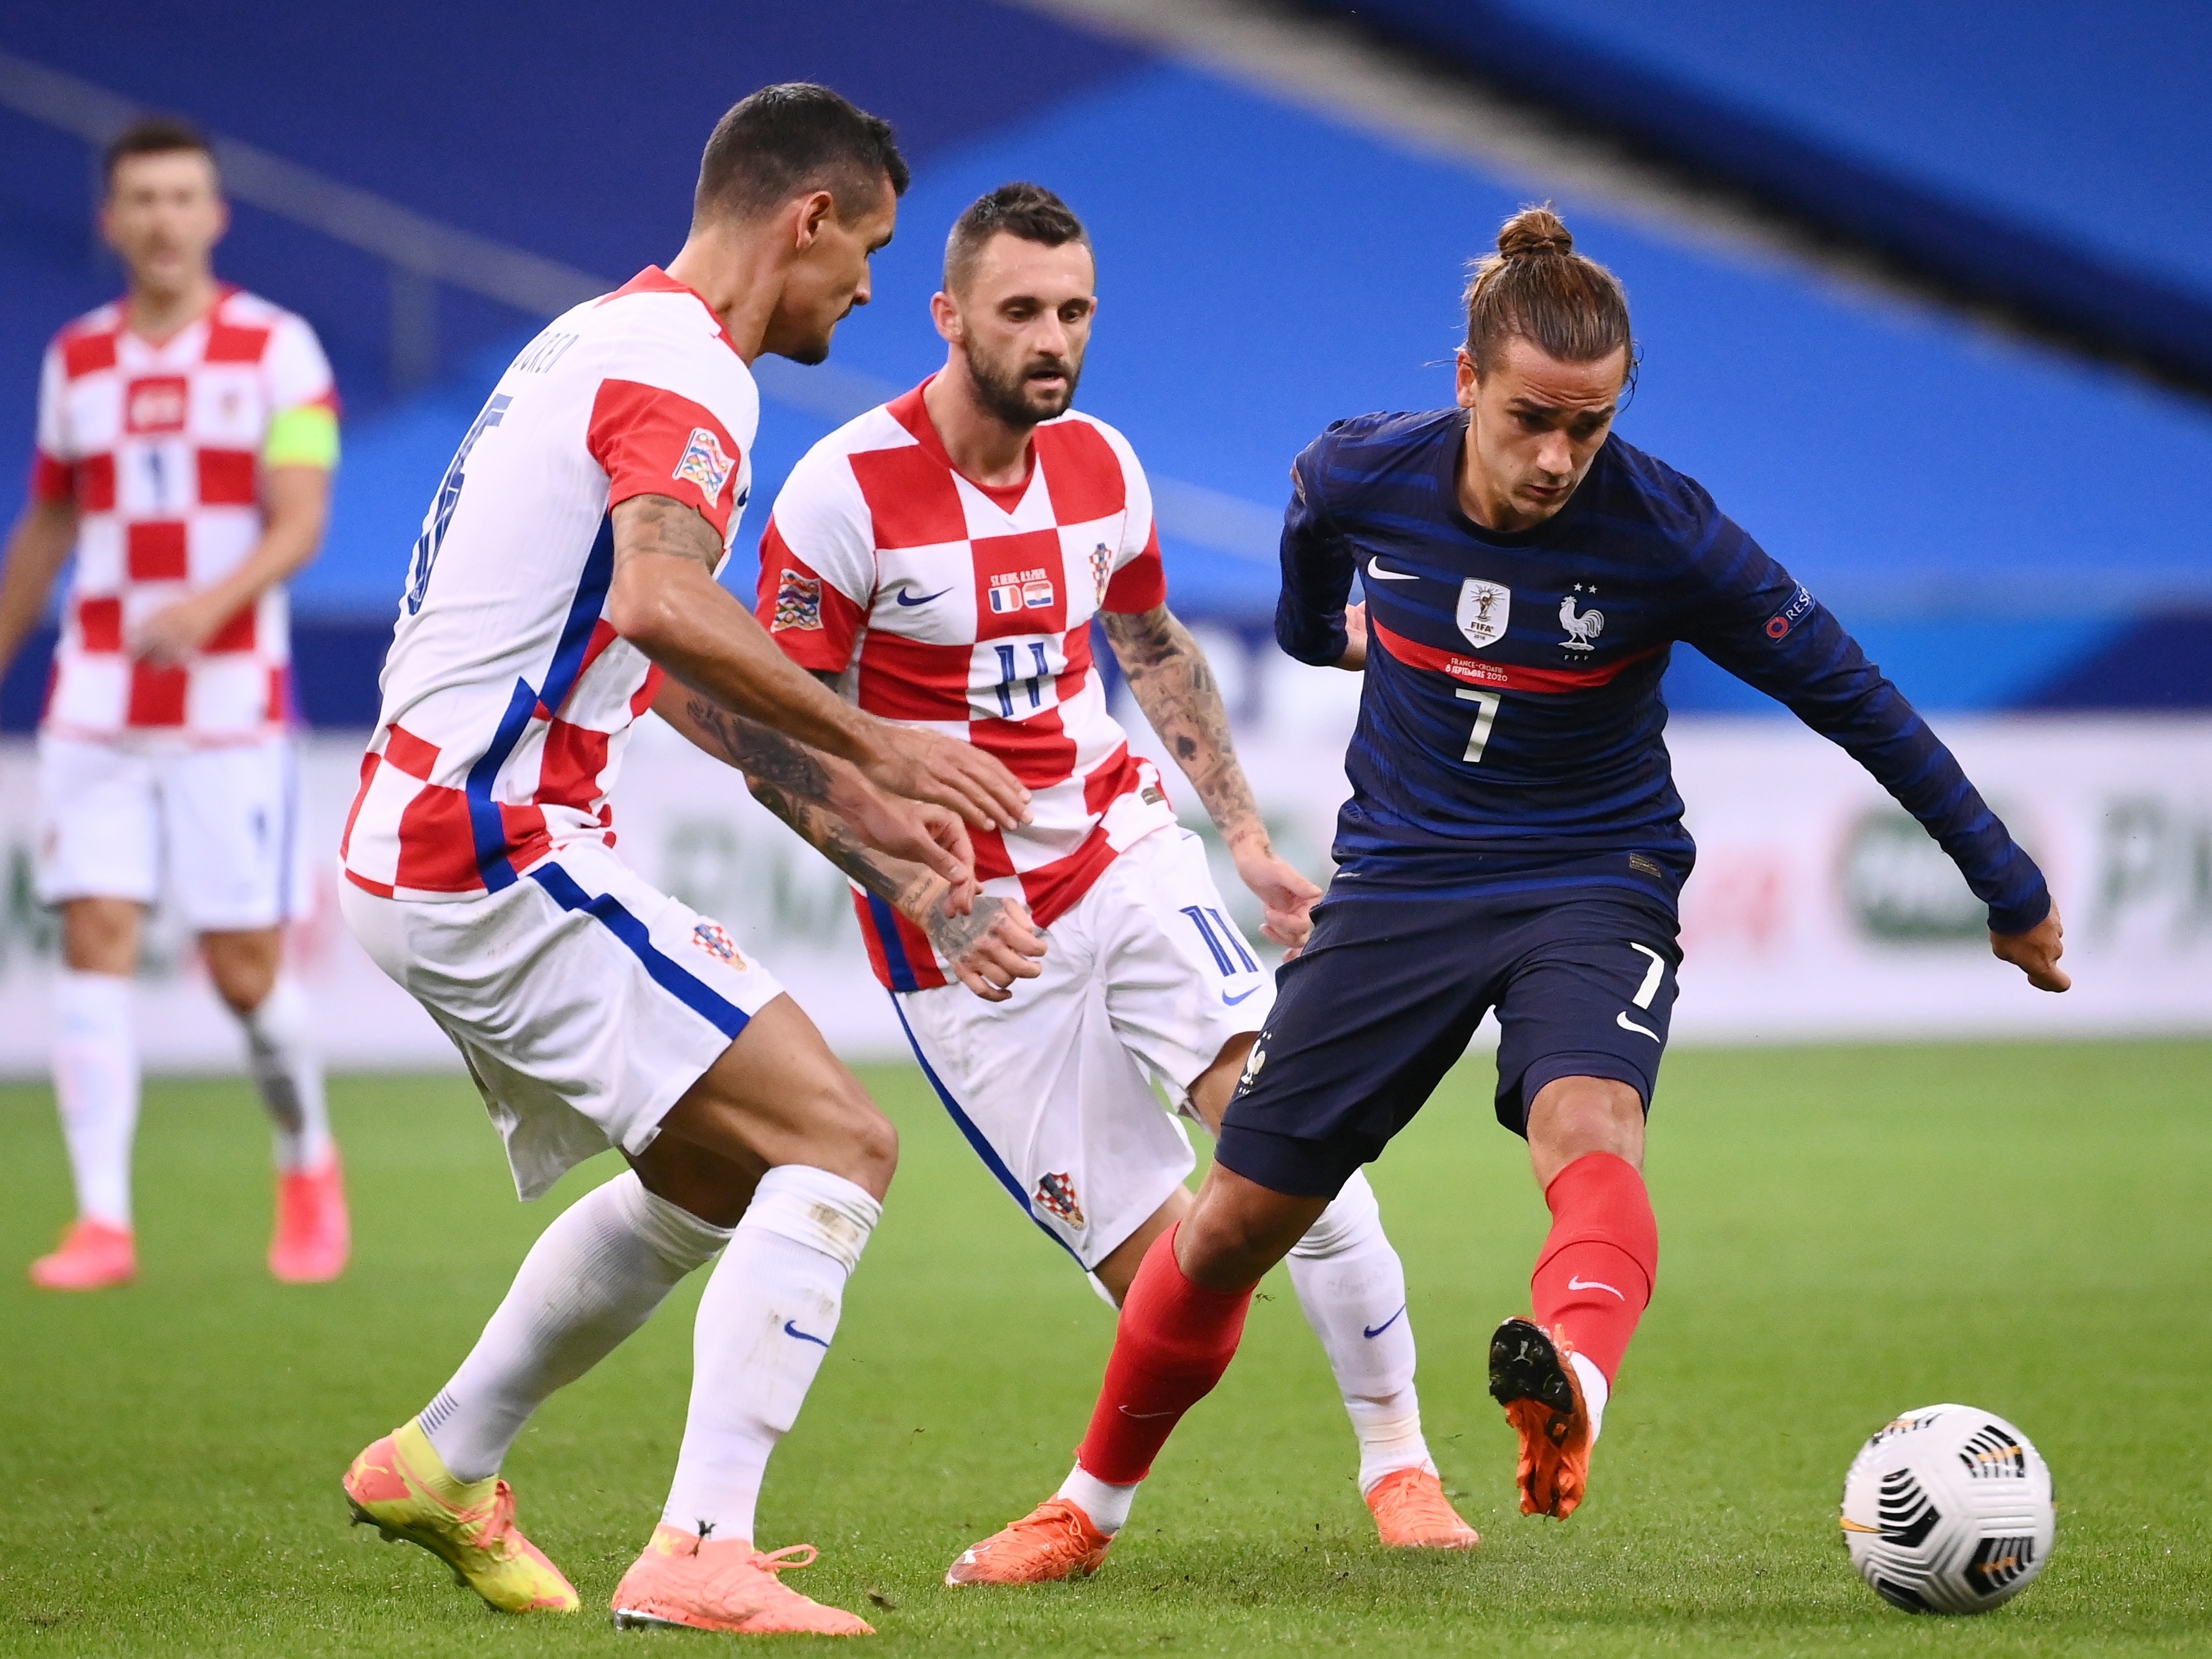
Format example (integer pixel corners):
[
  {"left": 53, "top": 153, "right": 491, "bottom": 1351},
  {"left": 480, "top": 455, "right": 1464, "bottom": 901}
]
[{"left": 1840, "top": 1403, "right": 2054, "bottom": 1614}]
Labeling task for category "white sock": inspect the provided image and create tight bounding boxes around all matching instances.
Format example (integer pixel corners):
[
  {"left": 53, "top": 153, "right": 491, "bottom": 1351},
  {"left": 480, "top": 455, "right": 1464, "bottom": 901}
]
[
  {"left": 1285, "top": 1171, "right": 1437, "bottom": 1496},
  {"left": 52, "top": 970, "right": 138, "bottom": 1228},
  {"left": 1570, "top": 1351, "right": 1610, "bottom": 1445},
  {"left": 238, "top": 976, "right": 331, "bottom": 1171},
  {"left": 420, "top": 1171, "right": 729, "bottom": 1482},
  {"left": 1056, "top": 1464, "right": 1138, "bottom": 1535},
  {"left": 658, "top": 1165, "right": 881, "bottom": 1544}
]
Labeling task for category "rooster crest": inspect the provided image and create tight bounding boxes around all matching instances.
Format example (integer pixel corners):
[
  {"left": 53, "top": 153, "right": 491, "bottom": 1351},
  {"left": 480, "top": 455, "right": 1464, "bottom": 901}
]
[{"left": 1558, "top": 588, "right": 1605, "bottom": 651}]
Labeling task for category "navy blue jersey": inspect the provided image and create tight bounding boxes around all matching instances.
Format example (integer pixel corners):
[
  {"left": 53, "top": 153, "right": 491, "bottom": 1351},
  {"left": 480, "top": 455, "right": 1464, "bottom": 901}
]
[{"left": 1277, "top": 409, "right": 2049, "bottom": 934}]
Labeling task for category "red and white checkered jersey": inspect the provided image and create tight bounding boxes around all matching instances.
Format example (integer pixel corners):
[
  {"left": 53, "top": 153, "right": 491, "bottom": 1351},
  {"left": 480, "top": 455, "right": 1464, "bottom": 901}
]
[
  {"left": 31, "top": 288, "right": 335, "bottom": 742},
  {"left": 340, "top": 268, "right": 757, "bottom": 902},
  {"left": 758, "top": 379, "right": 1175, "bottom": 991}
]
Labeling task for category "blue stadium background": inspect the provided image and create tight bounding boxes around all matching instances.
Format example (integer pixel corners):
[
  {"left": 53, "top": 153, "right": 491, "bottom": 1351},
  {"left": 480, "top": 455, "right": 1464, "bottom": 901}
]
[{"left": 3, "top": 0, "right": 2208, "bottom": 727}]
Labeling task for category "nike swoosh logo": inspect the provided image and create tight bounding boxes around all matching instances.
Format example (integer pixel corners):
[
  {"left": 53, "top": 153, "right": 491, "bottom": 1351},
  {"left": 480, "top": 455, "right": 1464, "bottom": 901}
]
[
  {"left": 894, "top": 585, "right": 953, "bottom": 607},
  {"left": 783, "top": 1320, "right": 831, "bottom": 1349},
  {"left": 1363, "top": 1303, "right": 1407, "bottom": 1340},
  {"left": 1616, "top": 1011, "right": 1660, "bottom": 1041},
  {"left": 1568, "top": 1276, "right": 1625, "bottom": 1300},
  {"left": 1221, "top": 986, "right": 1260, "bottom": 1004},
  {"left": 1364, "top": 557, "right": 1419, "bottom": 582},
  {"left": 1118, "top": 1405, "right": 1176, "bottom": 1419}
]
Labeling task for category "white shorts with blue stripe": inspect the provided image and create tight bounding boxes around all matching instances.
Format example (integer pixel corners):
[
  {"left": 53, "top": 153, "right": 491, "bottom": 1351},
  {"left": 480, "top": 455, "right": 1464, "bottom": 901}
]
[
  {"left": 341, "top": 838, "right": 783, "bottom": 1199},
  {"left": 894, "top": 825, "right": 1272, "bottom": 1271}
]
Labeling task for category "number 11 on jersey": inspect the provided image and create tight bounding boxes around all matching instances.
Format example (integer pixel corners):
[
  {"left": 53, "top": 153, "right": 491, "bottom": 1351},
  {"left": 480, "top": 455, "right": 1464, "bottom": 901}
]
[{"left": 1454, "top": 687, "right": 1501, "bottom": 763}]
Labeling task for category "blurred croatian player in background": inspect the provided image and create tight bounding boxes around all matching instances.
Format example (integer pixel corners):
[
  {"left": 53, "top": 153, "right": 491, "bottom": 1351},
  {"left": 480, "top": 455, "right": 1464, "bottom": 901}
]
[
  {"left": 0, "top": 118, "right": 344, "bottom": 1292},
  {"left": 954, "top": 205, "right": 2069, "bottom": 1577},
  {"left": 757, "top": 183, "right": 1476, "bottom": 1570},
  {"left": 336, "top": 86, "right": 1029, "bottom": 1637}
]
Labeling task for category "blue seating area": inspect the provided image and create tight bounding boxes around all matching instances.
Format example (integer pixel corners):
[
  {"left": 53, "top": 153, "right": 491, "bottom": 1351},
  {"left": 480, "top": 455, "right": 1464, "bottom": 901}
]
[{"left": 3, "top": 0, "right": 2208, "bottom": 728}]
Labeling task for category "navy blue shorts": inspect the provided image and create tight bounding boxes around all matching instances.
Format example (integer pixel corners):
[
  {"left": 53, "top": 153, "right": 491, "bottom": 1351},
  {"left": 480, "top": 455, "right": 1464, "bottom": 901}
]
[{"left": 1214, "top": 870, "right": 1681, "bottom": 1198}]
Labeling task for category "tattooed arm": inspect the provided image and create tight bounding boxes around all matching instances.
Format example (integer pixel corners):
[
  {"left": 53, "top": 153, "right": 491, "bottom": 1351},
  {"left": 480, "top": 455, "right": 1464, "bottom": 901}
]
[
  {"left": 655, "top": 681, "right": 1044, "bottom": 1000},
  {"left": 607, "top": 492, "right": 1029, "bottom": 832},
  {"left": 1102, "top": 603, "right": 1321, "bottom": 951}
]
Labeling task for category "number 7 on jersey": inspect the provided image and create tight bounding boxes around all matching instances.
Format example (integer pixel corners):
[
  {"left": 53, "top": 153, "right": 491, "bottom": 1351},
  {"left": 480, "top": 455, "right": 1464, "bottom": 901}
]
[{"left": 1453, "top": 687, "right": 1501, "bottom": 763}]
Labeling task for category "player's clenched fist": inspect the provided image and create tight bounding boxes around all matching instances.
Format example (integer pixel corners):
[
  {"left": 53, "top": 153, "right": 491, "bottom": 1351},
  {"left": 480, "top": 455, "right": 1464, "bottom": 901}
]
[
  {"left": 859, "top": 723, "right": 1032, "bottom": 831},
  {"left": 1991, "top": 903, "right": 2069, "bottom": 993}
]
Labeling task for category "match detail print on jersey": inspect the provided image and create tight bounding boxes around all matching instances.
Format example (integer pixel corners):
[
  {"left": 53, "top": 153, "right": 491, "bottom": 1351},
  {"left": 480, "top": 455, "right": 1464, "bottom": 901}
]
[
  {"left": 757, "top": 378, "right": 1176, "bottom": 990},
  {"left": 31, "top": 288, "right": 338, "bottom": 740}
]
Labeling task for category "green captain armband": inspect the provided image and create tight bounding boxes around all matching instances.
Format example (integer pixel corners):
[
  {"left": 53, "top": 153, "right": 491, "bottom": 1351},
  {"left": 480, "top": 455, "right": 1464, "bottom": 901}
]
[{"left": 262, "top": 403, "right": 341, "bottom": 470}]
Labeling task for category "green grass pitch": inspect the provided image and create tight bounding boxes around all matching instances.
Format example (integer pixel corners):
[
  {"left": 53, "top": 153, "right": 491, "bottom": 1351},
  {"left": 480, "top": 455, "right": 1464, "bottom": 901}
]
[{"left": 1, "top": 1040, "right": 2206, "bottom": 1655}]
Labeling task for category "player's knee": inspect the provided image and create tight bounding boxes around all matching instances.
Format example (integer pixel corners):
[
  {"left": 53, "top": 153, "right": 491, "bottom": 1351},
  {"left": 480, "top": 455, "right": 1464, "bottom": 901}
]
[
  {"left": 1526, "top": 1074, "right": 1645, "bottom": 1181},
  {"left": 814, "top": 1081, "right": 898, "bottom": 1198}
]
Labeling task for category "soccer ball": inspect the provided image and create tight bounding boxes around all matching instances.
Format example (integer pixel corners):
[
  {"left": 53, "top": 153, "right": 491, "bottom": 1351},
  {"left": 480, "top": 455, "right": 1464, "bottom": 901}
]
[{"left": 1840, "top": 1403, "right": 2054, "bottom": 1614}]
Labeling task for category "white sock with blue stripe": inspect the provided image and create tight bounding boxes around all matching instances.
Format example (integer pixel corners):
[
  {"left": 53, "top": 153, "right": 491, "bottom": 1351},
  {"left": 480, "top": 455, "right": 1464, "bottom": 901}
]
[
  {"left": 1285, "top": 1171, "right": 1438, "bottom": 1496},
  {"left": 659, "top": 1165, "right": 881, "bottom": 1545}
]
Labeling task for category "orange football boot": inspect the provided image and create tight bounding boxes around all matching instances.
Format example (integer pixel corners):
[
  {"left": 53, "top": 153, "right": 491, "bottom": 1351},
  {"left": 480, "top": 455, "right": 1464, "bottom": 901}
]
[
  {"left": 29, "top": 1219, "right": 136, "bottom": 1290},
  {"left": 343, "top": 1419, "right": 579, "bottom": 1613},
  {"left": 270, "top": 1151, "right": 350, "bottom": 1283},
  {"left": 1488, "top": 1316, "right": 1593, "bottom": 1519},
  {"left": 945, "top": 1496, "right": 1113, "bottom": 1586},
  {"left": 1365, "top": 1467, "right": 1480, "bottom": 1549},
  {"left": 611, "top": 1524, "right": 872, "bottom": 1635}
]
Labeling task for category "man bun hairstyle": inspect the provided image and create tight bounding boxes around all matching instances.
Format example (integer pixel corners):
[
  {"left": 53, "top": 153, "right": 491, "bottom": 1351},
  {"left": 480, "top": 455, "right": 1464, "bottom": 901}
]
[
  {"left": 694, "top": 83, "right": 909, "bottom": 227},
  {"left": 1463, "top": 204, "right": 1636, "bottom": 387},
  {"left": 944, "top": 181, "right": 1091, "bottom": 294},
  {"left": 104, "top": 115, "right": 215, "bottom": 187}
]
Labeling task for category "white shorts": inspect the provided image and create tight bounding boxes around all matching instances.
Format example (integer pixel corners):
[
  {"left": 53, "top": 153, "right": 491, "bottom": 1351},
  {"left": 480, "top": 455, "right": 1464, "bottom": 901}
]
[
  {"left": 894, "top": 825, "right": 1272, "bottom": 1270},
  {"left": 35, "top": 733, "right": 308, "bottom": 930},
  {"left": 339, "top": 840, "right": 786, "bottom": 1199}
]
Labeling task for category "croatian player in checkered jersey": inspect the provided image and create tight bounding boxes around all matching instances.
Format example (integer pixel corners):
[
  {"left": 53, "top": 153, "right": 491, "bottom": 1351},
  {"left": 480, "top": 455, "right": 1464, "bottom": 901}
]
[
  {"left": 334, "top": 87, "right": 1033, "bottom": 1637},
  {"left": 756, "top": 184, "right": 1478, "bottom": 1560},
  {"left": 0, "top": 118, "right": 346, "bottom": 1292}
]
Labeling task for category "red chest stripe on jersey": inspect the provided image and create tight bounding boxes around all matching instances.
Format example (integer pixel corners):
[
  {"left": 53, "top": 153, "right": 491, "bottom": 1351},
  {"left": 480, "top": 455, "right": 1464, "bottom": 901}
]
[
  {"left": 62, "top": 330, "right": 118, "bottom": 379},
  {"left": 76, "top": 597, "right": 121, "bottom": 653},
  {"left": 1082, "top": 742, "right": 1142, "bottom": 816},
  {"left": 972, "top": 709, "right": 1079, "bottom": 790},
  {"left": 204, "top": 603, "right": 257, "bottom": 655},
  {"left": 973, "top": 529, "right": 1066, "bottom": 637},
  {"left": 1033, "top": 418, "right": 1126, "bottom": 523},
  {"left": 127, "top": 521, "right": 188, "bottom": 582},
  {"left": 203, "top": 322, "right": 272, "bottom": 363},
  {"left": 1371, "top": 619, "right": 1661, "bottom": 692},
  {"left": 849, "top": 436, "right": 967, "bottom": 550},
  {"left": 197, "top": 449, "right": 258, "bottom": 506},
  {"left": 127, "top": 663, "right": 187, "bottom": 727},
  {"left": 856, "top": 631, "right": 972, "bottom": 722}
]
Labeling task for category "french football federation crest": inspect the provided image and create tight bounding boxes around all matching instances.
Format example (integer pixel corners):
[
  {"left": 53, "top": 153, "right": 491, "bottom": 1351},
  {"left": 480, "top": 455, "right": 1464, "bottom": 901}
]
[
  {"left": 1034, "top": 1172, "right": 1085, "bottom": 1227},
  {"left": 672, "top": 425, "right": 735, "bottom": 501},
  {"left": 1455, "top": 579, "right": 1511, "bottom": 650},
  {"left": 1558, "top": 584, "right": 1604, "bottom": 652}
]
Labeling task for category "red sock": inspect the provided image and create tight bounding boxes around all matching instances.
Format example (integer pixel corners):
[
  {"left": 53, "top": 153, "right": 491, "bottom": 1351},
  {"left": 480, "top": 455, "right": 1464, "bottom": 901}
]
[
  {"left": 1074, "top": 1226, "right": 1254, "bottom": 1484},
  {"left": 1529, "top": 1153, "right": 1658, "bottom": 1384}
]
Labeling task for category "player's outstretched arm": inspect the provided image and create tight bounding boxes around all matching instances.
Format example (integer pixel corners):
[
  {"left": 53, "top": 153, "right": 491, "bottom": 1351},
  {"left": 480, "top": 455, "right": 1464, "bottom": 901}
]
[
  {"left": 607, "top": 493, "right": 1031, "bottom": 831},
  {"left": 653, "top": 683, "right": 1044, "bottom": 1001},
  {"left": 0, "top": 499, "right": 78, "bottom": 682},
  {"left": 1992, "top": 904, "right": 2070, "bottom": 993},
  {"left": 1104, "top": 603, "right": 1321, "bottom": 951}
]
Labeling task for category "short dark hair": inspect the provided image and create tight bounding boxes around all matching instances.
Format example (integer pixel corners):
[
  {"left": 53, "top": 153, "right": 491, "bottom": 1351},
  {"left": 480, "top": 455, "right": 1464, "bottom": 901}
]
[
  {"left": 694, "top": 83, "right": 908, "bottom": 226},
  {"left": 104, "top": 115, "right": 215, "bottom": 189},
  {"left": 944, "top": 182, "right": 1090, "bottom": 294}
]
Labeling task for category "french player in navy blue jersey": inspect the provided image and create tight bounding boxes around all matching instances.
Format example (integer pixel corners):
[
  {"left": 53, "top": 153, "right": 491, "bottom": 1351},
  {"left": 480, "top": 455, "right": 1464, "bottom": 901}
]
[{"left": 945, "top": 206, "right": 2069, "bottom": 1581}]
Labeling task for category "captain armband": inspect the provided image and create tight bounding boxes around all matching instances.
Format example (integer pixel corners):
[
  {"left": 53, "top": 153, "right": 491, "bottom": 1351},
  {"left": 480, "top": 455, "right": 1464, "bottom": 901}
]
[{"left": 262, "top": 404, "right": 341, "bottom": 471}]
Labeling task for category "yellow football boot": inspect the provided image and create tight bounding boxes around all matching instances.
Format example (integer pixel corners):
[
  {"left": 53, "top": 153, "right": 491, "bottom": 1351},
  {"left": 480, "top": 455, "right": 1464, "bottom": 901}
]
[{"left": 342, "top": 1418, "right": 579, "bottom": 1613}]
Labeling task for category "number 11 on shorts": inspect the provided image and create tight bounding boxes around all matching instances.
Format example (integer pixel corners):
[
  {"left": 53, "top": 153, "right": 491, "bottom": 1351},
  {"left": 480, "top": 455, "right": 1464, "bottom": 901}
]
[{"left": 1454, "top": 687, "right": 1501, "bottom": 763}]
